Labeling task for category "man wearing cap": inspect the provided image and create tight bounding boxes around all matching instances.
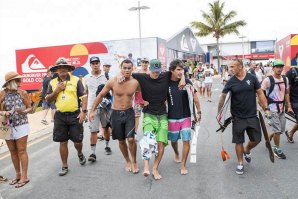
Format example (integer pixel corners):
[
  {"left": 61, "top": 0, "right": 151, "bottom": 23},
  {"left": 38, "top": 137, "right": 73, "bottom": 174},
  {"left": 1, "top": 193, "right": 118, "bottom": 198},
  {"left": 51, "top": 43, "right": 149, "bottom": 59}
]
[
  {"left": 203, "top": 63, "right": 214, "bottom": 102},
  {"left": 134, "top": 57, "right": 150, "bottom": 132},
  {"left": 46, "top": 57, "right": 87, "bottom": 176},
  {"left": 84, "top": 56, "right": 111, "bottom": 162},
  {"left": 130, "top": 59, "right": 185, "bottom": 180},
  {"left": 90, "top": 59, "right": 140, "bottom": 174},
  {"left": 261, "top": 59, "right": 291, "bottom": 159}
]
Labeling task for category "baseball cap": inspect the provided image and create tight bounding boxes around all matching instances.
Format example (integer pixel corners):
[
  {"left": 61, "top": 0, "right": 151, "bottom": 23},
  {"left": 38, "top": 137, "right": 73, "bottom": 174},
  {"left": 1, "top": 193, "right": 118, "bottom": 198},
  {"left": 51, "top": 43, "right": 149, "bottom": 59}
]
[
  {"left": 273, "top": 59, "right": 284, "bottom": 67},
  {"left": 205, "top": 62, "right": 210, "bottom": 66},
  {"left": 103, "top": 62, "right": 111, "bottom": 67},
  {"left": 90, "top": 56, "right": 100, "bottom": 63},
  {"left": 141, "top": 57, "right": 149, "bottom": 62},
  {"left": 149, "top": 59, "right": 162, "bottom": 72}
]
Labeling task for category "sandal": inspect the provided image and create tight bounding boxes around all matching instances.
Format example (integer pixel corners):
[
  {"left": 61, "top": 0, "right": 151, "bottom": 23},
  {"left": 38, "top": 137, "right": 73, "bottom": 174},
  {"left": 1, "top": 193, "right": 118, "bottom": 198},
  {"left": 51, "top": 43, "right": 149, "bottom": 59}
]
[
  {"left": 58, "top": 167, "right": 69, "bottom": 176},
  {"left": 15, "top": 180, "right": 30, "bottom": 188},
  {"left": 9, "top": 178, "right": 20, "bottom": 185},
  {"left": 0, "top": 176, "right": 8, "bottom": 182}
]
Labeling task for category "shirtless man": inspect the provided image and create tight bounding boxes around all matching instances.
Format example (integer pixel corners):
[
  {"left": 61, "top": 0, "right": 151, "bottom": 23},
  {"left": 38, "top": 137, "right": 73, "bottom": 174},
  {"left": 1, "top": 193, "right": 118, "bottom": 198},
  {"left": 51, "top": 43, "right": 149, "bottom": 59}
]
[{"left": 89, "top": 59, "right": 139, "bottom": 173}]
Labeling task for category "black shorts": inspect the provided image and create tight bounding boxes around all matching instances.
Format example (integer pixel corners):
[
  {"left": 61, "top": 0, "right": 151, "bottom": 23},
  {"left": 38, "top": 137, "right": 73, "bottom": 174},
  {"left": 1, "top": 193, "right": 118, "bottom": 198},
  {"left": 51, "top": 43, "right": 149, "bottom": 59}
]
[
  {"left": 53, "top": 110, "right": 84, "bottom": 143},
  {"left": 111, "top": 108, "right": 135, "bottom": 140},
  {"left": 232, "top": 116, "right": 262, "bottom": 144}
]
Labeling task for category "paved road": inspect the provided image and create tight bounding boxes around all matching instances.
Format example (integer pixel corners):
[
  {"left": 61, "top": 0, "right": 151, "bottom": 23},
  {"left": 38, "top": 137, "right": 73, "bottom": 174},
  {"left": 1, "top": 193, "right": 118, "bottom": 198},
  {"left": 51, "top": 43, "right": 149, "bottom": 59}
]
[{"left": 1, "top": 78, "right": 298, "bottom": 199}]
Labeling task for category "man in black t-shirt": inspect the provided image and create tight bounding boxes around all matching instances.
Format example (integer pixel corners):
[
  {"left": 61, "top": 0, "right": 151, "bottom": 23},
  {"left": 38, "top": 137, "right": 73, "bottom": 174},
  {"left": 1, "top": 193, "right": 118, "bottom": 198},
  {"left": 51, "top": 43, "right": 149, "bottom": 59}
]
[
  {"left": 285, "top": 56, "right": 298, "bottom": 143},
  {"left": 132, "top": 59, "right": 185, "bottom": 180},
  {"left": 167, "top": 59, "right": 201, "bottom": 175},
  {"left": 218, "top": 58, "right": 270, "bottom": 175},
  {"left": 248, "top": 61, "right": 256, "bottom": 76}
]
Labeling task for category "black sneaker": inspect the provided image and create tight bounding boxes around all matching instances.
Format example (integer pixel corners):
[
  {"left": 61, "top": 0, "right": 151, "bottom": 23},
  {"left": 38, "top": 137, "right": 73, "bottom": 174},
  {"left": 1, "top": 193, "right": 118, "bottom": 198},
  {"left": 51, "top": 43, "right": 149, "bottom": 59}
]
[
  {"left": 236, "top": 164, "right": 244, "bottom": 175},
  {"left": 244, "top": 152, "right": 251, "bottom": 163},
  {"left": 88, "top": 154, "right": 96, "bottom": 162},
  {"left": 285, "top": 131, "right": 294, "bottom": 143},
  {"left": 273, "top": 147, "right": 286, "bottom": 159},
  {"left": 105, "top": 147, "right": 112, "bottom": 155},
  {"left": 58, "top": 167, "right": 69, "bottom": 176},
  {"left": 78, "top": 154, "right": 86, "bottom": 165}
]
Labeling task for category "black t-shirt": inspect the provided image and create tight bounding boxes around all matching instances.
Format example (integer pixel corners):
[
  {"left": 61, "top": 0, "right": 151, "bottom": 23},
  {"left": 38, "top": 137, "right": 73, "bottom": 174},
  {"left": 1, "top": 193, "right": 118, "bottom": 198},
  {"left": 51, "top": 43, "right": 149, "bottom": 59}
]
[
  {"left": 286, "top": 67, "right": 298, "bottom": 108},
  {"left": 248, "top": 68, "right": 256, "bottom": 76},
  {"left": 168, "top": 79, "right": 193, "bottom": 119},
  {"left": 132, "top": 72, "right": 171, "bottom": 115},
  {"left": 222, "top": 73, "right": 261, "bottom": 118}
]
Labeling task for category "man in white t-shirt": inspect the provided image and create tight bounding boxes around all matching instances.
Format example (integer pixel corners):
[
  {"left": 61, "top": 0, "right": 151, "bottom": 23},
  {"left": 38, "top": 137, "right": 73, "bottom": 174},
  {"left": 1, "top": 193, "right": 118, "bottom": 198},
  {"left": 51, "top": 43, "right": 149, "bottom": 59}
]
[
  {"left": 203, "top": 63, "right": 214, "bottom": 102},
  {"left": 85, "top": 56, "right": 111, "bottom": 162}
]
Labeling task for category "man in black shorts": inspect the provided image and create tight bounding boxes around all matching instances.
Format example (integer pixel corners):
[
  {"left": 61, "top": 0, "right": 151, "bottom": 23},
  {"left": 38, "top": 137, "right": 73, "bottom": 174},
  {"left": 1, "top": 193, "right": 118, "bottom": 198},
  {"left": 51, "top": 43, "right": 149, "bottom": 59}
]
[
  {"left": 285, "top": 55, "right": 298, "bottom": 143},
  {"left": 90, "top": 59, "right": 140, "bottom": 173},
  {"left": 46, "top": 58, "right": 88, "bottom": 176},
  {"left": 218, "top": 58, "right": 270, "bottom": 175}
]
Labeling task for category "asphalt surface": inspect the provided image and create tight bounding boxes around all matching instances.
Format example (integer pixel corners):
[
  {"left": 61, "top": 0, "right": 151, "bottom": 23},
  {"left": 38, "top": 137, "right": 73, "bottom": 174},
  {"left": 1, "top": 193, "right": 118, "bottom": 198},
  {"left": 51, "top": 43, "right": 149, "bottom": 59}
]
[{"left": 1, "top": 78, "right": 298, "bottom": 199}]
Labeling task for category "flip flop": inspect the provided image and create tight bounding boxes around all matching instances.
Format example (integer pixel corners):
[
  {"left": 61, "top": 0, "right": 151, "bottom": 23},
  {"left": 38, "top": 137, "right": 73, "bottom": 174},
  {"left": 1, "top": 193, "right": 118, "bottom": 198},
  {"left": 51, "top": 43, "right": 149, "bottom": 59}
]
[
  {"left": 9, "top": 178, "right": 20, "bottom": 185},
  {"left": 15, "top": 180, "right": 30, "bottom": 188}
]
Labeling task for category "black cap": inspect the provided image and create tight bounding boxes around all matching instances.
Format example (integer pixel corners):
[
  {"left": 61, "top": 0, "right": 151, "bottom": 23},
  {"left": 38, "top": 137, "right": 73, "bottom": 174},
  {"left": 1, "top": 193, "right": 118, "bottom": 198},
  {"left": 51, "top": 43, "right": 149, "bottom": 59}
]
[{"left": 90, "top": 56, "right": 100, "bottom": 63}]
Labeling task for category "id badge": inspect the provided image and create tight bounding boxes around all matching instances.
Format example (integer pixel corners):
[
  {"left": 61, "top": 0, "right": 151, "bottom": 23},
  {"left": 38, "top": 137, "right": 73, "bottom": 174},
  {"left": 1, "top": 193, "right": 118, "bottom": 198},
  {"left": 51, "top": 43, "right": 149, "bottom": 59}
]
[{"left": 62, "top": 94, "right": 66, "bottom": 100}]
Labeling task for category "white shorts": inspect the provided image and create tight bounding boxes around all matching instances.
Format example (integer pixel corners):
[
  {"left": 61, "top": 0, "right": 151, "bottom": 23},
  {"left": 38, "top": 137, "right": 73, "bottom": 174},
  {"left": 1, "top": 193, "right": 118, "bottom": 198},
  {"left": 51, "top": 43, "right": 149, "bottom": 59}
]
[
  {"left": 7, "top": 124, "right": 30, "bottom": 140},
  {"left": 88, "top": 109, "right": 101, "bottom": 133}
]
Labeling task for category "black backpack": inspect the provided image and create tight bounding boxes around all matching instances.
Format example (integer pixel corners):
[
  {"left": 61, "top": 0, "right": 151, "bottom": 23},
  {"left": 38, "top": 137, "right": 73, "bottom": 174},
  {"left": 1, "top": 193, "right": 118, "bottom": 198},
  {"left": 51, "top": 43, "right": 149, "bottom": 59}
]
[{"left": 266, "top": 75, "right": 287, "bottom": 113}]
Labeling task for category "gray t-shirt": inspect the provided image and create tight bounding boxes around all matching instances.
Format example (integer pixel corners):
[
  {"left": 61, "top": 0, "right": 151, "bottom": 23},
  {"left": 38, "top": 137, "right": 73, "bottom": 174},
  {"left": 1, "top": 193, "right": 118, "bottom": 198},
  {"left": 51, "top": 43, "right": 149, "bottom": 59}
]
[{"left": 84, "top": 73, "right": 107, "bottom": 110}]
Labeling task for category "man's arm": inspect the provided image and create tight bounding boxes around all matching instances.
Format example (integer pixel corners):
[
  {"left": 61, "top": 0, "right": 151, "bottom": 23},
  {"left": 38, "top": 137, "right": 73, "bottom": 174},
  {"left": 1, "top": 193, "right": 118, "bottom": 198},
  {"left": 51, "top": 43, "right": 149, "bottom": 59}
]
[
  {"left": 285, "top": 88, "right": 292, "bottom": 112},
  {"left": 217, "top": 93, "right": 227, "bottom": 113},
  {"left": 256, "top": 88, "right": 270, "bottom": 116}
]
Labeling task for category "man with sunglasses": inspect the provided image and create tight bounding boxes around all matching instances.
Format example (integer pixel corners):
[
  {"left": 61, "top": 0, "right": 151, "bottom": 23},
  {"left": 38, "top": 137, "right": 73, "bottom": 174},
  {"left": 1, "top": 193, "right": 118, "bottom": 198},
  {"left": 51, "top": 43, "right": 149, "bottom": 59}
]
[
  {"left": 218, "top": 58, "right": 270, "bottom": 175},
  {"left": 46, "top": 57, "right": 87, "bottom": 176},
  {"left": 90, "top": 59, "right": 140, "bottom": 174}
]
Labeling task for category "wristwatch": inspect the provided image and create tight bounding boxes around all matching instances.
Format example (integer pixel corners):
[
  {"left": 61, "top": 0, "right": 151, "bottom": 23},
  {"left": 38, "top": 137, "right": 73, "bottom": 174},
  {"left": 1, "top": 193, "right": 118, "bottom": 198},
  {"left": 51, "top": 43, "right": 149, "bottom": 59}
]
[{"left": 82, "top": 109, "right": 88, "bottom": 113}]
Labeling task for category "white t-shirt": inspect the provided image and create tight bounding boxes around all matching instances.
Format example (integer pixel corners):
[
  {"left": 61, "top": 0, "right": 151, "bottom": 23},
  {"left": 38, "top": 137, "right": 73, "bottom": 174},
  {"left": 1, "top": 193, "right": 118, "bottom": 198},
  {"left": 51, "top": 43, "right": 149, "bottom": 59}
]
[
  {"left": 204, "top": 68, "right": 214, "bottom": 83},
  {"left": 84, "top": 73, "right": 107, "bottom": 110}
]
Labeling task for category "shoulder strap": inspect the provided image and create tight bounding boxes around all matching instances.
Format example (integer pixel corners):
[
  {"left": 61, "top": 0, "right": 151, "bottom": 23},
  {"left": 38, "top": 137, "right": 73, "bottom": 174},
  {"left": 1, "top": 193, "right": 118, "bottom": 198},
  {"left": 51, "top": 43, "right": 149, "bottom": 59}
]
[
  {"left": 282, "top": 75, "right": 287, "bottom": 90},
  {"left": 267, "top": 75, "right": 275, "bottom": 96}
]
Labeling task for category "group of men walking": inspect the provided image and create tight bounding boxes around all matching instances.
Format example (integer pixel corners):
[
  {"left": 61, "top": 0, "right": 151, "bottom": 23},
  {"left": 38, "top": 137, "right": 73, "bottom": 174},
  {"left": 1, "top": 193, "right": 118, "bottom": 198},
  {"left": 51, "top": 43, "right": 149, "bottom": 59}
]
[{"left": 45, "top": 56, "right": 201, "bottom": 179}]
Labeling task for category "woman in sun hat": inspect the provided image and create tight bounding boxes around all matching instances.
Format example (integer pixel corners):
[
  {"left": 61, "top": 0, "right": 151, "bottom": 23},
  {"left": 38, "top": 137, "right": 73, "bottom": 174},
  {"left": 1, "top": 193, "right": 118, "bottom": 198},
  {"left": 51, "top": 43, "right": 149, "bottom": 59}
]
[{"left": 0, "top": 71, "right": 32, "bottom": 188}]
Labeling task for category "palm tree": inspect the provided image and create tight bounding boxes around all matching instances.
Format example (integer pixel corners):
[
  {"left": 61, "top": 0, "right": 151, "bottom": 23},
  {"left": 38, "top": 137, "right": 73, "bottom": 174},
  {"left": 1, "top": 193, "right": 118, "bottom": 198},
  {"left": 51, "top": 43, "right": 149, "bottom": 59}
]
[{"left": 191, "top": 0, "right": 246, "bottom": 72}]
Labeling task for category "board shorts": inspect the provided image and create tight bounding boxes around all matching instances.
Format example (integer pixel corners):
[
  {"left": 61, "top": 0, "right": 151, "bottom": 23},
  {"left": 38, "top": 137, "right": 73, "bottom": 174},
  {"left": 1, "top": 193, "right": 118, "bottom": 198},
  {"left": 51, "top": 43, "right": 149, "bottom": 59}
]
[
  {"left": 134, "top": 103, "right": 144, "bottom": 117},
  {"left": 53, "top": 110, "right": 84, "bottom": 143},
  {"left": 232, "top": 116, "right": 262, "bottom": 144},
  {"left": 111, "top": 108, "right": 135, "bottom": 140},
  {"left": 139, "top": 113, "right": 168, "bottom": 160},
  {"left": 168, "top": 117, "right": 191, "bottom": 142},
  {"left": 270, "top": 112, "right": 286, "bottom": 133}
]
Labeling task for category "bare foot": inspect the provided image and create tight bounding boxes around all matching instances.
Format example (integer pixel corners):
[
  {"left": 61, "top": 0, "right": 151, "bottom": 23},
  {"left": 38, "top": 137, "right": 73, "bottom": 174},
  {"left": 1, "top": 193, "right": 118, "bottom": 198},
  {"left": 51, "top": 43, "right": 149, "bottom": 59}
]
[
  {"left": 152, "top": 169, "right": 162, "bottom": 180},
  {"left": 132, "top": 163, "right": 139, "bottom": 174},
  {"left": 174, "top": 154, "right": 181, "bottom": 163},
  {"left": 180, "top": 167, "right": 188, "bottom": 175},
  {"left": 125, "top": 162, "right": 132, "bottom": 172},
  {"left": 143, "top": 170, "right": 150, "bottom": 177}
]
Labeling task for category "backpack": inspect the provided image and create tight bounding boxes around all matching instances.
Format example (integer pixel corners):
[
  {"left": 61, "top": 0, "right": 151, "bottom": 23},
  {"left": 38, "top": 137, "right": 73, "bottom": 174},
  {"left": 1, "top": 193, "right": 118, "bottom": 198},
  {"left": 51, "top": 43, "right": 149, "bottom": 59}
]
[
  {"left": 290, "top": 67, "right": 298, "bottom": 85},
  {"left": 266, "top": 75, "right": 287, "bottom": 113}
]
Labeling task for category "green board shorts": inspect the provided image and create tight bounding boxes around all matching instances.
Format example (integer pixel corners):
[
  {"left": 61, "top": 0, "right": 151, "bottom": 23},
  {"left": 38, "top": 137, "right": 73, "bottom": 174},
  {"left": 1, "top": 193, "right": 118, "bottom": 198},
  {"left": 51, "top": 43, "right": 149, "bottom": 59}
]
[{"left": 143, "top": 113, "right": 168, "bottom": 145}]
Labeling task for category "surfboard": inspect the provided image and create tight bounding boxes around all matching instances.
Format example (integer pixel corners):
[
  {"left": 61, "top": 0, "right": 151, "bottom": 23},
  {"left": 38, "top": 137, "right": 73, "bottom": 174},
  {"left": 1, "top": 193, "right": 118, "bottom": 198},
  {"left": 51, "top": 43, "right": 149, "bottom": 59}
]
[{"left": 258, "top": 111, "right": 274, "bottom": 163}]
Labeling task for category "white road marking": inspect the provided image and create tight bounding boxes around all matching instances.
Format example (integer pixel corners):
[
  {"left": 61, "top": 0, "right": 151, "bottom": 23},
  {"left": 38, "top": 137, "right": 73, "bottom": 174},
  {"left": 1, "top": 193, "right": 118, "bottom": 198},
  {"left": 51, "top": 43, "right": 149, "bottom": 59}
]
[{"left": 190, "top": 125, "right": 200, "bottom": 163}]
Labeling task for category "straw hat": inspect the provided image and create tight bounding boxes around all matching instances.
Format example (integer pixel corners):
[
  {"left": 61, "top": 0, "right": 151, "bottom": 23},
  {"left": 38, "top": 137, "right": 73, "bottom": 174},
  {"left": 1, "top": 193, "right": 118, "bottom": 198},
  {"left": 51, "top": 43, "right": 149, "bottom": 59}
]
[{"left": 2, "top": 71, "right": 24, "bottom": 88}]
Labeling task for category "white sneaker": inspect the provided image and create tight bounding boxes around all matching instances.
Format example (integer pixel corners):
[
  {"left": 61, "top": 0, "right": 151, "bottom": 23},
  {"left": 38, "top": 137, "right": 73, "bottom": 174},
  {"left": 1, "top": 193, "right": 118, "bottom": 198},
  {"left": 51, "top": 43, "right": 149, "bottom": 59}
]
[{"left": 236, "top": 164, "right": 244, "bottom": 175}]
